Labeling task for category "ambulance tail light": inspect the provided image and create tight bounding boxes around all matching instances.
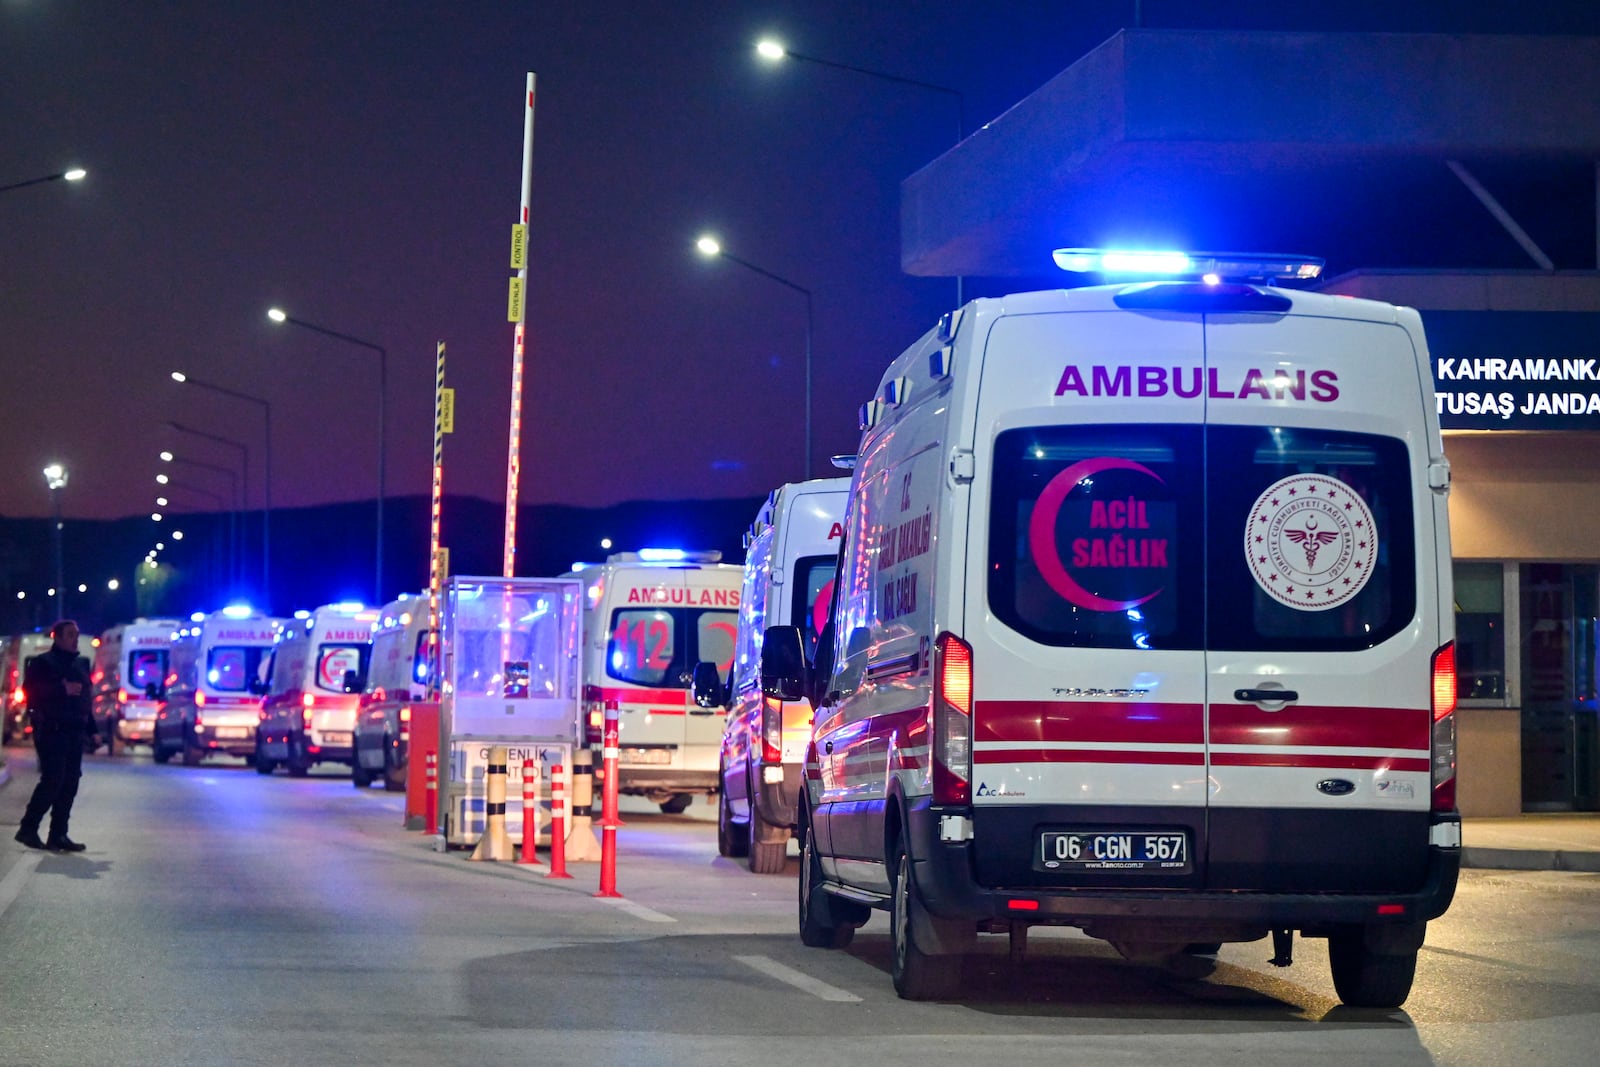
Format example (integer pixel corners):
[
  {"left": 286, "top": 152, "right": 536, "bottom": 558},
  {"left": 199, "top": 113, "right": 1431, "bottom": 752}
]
[
  {"left": 585, "top": 703, "right": 604, "bottom": 745},
  {"left": 117, "top": 688, "right": 129, "bottom": 705},
  {"left": 1431, "top": 642, "right": 1458, "bottom": 813},
  {"left": 10, "top": 686, "right": 24, "bottom": 707},
  {"left": 932, "top": 633, "right": 972, "bottom": 806},
  {"left": 195, "top": 690, "right": 207, "bottom": 707},
  {"left": 760, "top": 695, "right": 783, "bottom": 765}
]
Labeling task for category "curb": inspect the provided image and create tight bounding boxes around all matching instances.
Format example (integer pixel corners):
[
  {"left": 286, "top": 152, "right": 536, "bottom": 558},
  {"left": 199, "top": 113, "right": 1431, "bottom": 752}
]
[{"left": 1462, "top": 846, "right": 1600, "bottom": 873}]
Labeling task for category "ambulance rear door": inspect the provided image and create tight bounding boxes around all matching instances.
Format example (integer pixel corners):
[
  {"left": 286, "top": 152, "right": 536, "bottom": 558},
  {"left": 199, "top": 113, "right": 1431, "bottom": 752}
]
[
  {"left": 1202, "top": 302, "right": 1438, "bottom": 894},
  {"left": 971, "top": 295, "right": 1209, "bottom": 889}
]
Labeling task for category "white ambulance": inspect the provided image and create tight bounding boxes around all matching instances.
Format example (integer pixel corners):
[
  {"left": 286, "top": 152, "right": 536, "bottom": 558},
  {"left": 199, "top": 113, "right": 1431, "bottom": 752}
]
[
  {"left": 153, "top": 608, "right": 280, "bottom": 766},
  {"left": 564, "top": 551, "right": 743, "bottom": 813},
  {"left": 694, "top": 478, "right": 848, "bottom": 872},
  {"left": 256, "top": 603, "right": 377, "bottom": 776},
  {"left": 352, "top": 592, "right": 434, "bottom": 791},
  {"left": 774, "top": 253, "right": 1461, "bottom": 1007},
  {"left": 91, "top": 617, "right": 180, "bottom": 753}
]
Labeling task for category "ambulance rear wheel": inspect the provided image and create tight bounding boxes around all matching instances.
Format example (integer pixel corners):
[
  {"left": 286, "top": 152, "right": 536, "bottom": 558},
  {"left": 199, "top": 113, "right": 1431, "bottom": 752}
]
[
  {"left": 152, "top": 741, "right": 173, "bottom": 765},
  {"left": 181, "top": 739, "right": 203, "bottom": 767},
  {"left": 797, "top": 819, "right": 854, "bottom": 950},
  {"left": 891, "top": 842, "right": 961, "bottom": 1000},
  {"left": 287, "top": 738, "right": 310, "bottom": 778},
  {"left": 254, "top": 741, "right": 276, "bottom": 775},
  {"left": 351, "top": 736, "right": 374, "bottom": 787},
  {"left": 1328, "top": 928, "right": 1418, "bottom": 1008},
  {"left": 382, "top": 741, "right": 406, "bottom": 793},
  {"left": 717, "top": 778, "right": 748, "bottom": 858},
  {"left": 747, "top": 809, "right": 787, "bottom": 874},
  {"left": 659, "top": 793, "right": 692, "bottom": 815}
]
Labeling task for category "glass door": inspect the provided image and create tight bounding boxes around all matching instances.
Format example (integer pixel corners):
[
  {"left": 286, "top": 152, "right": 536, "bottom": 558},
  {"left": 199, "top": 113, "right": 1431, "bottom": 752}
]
[{"left": 1519, "top": 564, "right": 1600, "bottom": 811}]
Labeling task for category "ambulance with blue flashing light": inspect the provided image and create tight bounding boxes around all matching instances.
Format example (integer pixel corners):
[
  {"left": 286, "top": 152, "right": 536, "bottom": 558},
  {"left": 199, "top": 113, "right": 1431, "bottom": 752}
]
[
  {"left": 563, "top": 550, "right": 743, "bottom": 814},
  {"left": 352, "top": 592, "right": 435, "bottom": 791},
  {"left": 91, "top": 617, "right": 181, "bottom": 753},
  {"left": 256, "top": 602, "right": 377, "bottom": 776},
  {"left": 693, "top": 478, "right": 849, "bottom": 872},
  {"left": 768, "top": 250, "right": 1461, "bottom": 1007},
  {"left": 153, "top": 607, "right": 281, "bottom": 766}
]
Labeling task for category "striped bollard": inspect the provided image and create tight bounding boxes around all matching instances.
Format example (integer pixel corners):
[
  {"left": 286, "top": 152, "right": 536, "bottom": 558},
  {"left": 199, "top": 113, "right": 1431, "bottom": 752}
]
[
  {"left": 546, "top": 750, "right": 572, "bottom": 879},
  {"left": 594, "top": 702, "right": 622, "bottom": 898},
  {"left": 424, "top": 751, "right": 439, "bottom": 836},
  {"left": 518, "top": 757, "right": 541, "bottom": 865}
]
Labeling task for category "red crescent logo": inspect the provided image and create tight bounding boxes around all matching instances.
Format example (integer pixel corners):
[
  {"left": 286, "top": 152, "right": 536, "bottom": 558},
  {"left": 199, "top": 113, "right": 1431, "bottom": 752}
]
[
  {"left": 812, "top": 577, "right": 835, "bottom": 637},
  {"left": 1027, "top": 456, "right": 1166, "bottom": 612}
]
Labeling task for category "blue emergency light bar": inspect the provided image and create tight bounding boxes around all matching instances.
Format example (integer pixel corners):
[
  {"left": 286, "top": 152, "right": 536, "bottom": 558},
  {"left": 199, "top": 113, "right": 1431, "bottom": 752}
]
[
  {"left": 222, "top": 604, "right": 254, "bottom": 618},
  {"left": 1052, "top": 248, "right": 1324, "bottom": 283},
  {"left": 637, "top": 548, "right": 688, "bottom": 562}
]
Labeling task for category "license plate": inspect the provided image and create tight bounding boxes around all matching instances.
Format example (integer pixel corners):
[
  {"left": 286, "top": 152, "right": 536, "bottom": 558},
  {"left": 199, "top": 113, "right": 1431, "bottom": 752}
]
[
  {"left": 1038, "top": 829, "right": 1190, "bottom": 873},
  {"left": 215, "top": 727, "right": 251, "bottom": 739},
  {"left": 319, "top": 731, "right": 352, "bottom": 746},
  {"left": 619, "top": 748, "right": 673, "bottom": 765}
]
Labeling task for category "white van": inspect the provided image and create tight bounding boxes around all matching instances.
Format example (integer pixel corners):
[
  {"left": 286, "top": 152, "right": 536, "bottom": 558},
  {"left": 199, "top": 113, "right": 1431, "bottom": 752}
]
[
  {"left": 353, "top": 592, "right": 434, "bottom": 791},
  {"left": 695, "top": 479, "right": 848, "bottom": 872},
  {"left": 153, "top": 609, "right": 281, "bottom": 766},
  {"left": 564, "top": 551, "right": 743, "bottom": 813},
  {"left": 775, "top": 260, "right": 1461, "bottom": 1007},
  {"left": 257, "top": 603, "right": 377, "bottom": 776},
  {"left": 92, "top": 618, "right": 181, "bottom": 752},
  {"left": 2, "top": 632, "right": 51, "bottom": 744}
]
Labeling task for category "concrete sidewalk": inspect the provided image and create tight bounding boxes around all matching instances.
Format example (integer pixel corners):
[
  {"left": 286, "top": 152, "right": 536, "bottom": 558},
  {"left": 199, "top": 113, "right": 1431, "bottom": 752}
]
[{"left": 1462, "top": 812, "right": 1600, "bottom": 873}]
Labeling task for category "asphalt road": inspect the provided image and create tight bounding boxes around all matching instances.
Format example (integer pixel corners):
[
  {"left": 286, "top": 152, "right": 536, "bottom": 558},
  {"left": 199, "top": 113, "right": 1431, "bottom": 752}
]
[{"left": 3, "top": 748, "right": 1599, "bottom": 1066}]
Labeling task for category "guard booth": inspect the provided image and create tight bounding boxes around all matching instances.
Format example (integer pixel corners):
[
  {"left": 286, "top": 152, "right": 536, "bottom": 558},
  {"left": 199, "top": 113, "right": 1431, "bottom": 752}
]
[{"left": 437, "top": 576, "right": 583, "bottom": 848}]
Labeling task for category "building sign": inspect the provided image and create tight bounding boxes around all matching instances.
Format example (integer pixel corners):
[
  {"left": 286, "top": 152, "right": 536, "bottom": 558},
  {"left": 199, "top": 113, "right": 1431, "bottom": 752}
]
[{"left": 1423, "top": 311, "right": 1600, "bottom": 430}]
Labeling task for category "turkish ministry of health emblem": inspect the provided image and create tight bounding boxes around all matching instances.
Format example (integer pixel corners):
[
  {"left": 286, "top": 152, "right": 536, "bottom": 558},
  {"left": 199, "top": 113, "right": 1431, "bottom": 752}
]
[{"left": 1245, "top": 473, "right": 1377, "bottom": 612}]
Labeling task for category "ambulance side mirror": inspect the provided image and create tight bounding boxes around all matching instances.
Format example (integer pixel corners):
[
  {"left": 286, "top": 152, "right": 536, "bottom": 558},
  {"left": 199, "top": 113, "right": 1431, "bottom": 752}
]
[
  {"left": 342, "top": 668, "right": 365, "bottom": 694},
  {"left": 144, "top": 682, "right": 161, "bottom": 700},
  {"left": 690, "top": 661, "right": 728, "bottom": 708},
  {"left": 760, "top": 625, "right": 807, "bottom": 702}
]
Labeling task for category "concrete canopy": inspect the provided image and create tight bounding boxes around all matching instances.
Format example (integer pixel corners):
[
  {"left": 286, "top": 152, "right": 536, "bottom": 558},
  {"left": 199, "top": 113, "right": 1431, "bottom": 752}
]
[{"left": 902, "top": 30, "right": 1600, "bottom": 280}]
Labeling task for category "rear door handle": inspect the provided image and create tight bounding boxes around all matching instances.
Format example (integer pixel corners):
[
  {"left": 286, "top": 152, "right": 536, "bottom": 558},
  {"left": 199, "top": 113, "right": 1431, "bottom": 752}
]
[{"left": 1233, "top": 688, "right": 1299, "bottom": 703}]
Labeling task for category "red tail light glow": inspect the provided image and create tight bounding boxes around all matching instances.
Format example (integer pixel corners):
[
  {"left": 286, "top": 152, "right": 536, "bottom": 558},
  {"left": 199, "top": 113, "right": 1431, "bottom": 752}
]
[
  {"left": 1431, "top": 642, "right": 1458, "bottom": 812},
  {"left": 760, "top": 695, "right": 783, "bottom": 764},
  {"left": 195, "top": 690, "right": 207, "bottom": 707},
  {"left": 932, "top": 633, "right": 973, "bottom": 805}
]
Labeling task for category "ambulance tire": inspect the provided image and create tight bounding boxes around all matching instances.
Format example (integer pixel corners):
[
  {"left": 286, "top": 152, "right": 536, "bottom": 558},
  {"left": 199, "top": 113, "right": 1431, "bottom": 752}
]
[
  {"left": 352, "top": 761, "right": 374, "bottom": 788},
  {"left": 254, "top": 754, "right": 275, "bottom": 775},
  {"left": 1328, "top": 927, "right": 1418, "bottom": 1009},
  {"left": 382, "top": 743, "right": 406, "bottom": 793},
  {"left": 181, "top": 739, "right": 203, "bottom": 767},
  {"left": 747, "top": 802, "right": 787, "bottom": 874},
  {"left": 287, "top": 739, "right": 311, "bottom": 778},
  {"left": 659, "top": 793, "right": 693, "bottom": 815},
  {"left": 890, "top": 842, "right": 961, "bottom": 1001},
  {"left": 152, "top": 740, "right": 173, "bottom": 764},
  {"left": 797, "top": 820, "right": 854, "bottom": 950},
  {"left": 717, "top": 781, "right": 749, "bottom": 858}
]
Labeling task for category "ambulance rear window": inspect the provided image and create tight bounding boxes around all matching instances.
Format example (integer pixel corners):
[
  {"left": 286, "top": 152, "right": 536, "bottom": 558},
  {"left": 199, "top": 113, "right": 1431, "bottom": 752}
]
[
  {"left": 128, "top": 649, "right": 167, "bottom": 691},
  {"left": 989, "top": 424, "right": 1414, "bottom": 651},
  {"left": 207, "top": 646, "right": 272, "bottom": 692},
  {"left": 608, "top": 608, "right": 737, "bottom": 688},
  {"left": 791, "top": 556, "right": 837, "bottom": 660}
]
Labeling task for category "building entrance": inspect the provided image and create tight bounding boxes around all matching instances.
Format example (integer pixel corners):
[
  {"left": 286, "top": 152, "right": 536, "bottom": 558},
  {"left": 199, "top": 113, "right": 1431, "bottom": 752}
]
[{"left": 1519, "top": 563, "right": 1599, "bottom": 810}]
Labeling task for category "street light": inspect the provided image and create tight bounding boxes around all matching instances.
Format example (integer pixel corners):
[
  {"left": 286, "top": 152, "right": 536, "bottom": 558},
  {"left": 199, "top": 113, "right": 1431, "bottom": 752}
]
[
  {"left": 159, "top": 452, "right": 239, "bottom": 587},
  {"left": 755, "top": 39, "right": 965, "bottom": 305},
  {"left": 164, "top": 418, "right": 259, "bottom": 604},
  {"left": 42, "top": 463, "right": 67, "bottom": 620},
  {"left": 1, "top": 168, "right": 87, "bottom": 195},
  {"left": 266, "top": 307, "right": 387, "bottom": 604},
  {"left": 696, "top": 235, "right": 815, "bottom": 480},
  {"left": 171, "top": 371, "right": 273, "bottom": 610}
]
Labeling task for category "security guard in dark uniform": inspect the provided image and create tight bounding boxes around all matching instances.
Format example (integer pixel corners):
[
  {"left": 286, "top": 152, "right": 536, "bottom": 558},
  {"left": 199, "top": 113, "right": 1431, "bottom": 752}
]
[{"left": 14, "top": 619, "right": 97, "bottom": 852}]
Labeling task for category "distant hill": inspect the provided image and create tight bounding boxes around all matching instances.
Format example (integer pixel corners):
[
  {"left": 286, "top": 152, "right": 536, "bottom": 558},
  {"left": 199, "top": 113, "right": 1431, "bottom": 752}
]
[{"left": 0, "top": 494, "right": 765, "bottom": 633}]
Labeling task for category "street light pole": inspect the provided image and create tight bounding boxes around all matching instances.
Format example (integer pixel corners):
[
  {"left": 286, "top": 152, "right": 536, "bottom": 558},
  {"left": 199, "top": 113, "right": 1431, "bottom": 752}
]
[
  {"left": 1, "top": 168, "right": 87, "bottom": 195},
  {"left": 158, "top": 453, "right": 240, "bottom": 589},
  {"left": 695, "top": 236, "right": 814, "bottom": 480},
  {"left": 163, "top": 419, "right": 255, "bottom": 600},
  {"left": 755, "top": 40, "right": 966, "bottom": 305},
  {"left": 42, "top": 464, "right": 67, "bottom": 620},
  {"left": 170, "top": 372, "right": 273, "bottom": 612},
  {"left": 267, "top": 309, "right": 386, "bottom": 604}
]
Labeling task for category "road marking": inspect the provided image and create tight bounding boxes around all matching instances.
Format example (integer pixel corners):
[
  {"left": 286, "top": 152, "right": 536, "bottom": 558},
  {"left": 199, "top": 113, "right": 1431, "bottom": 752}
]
[
  {"left": 0, "top": 852, "right": 43, "bottom": 921},
  {"left": 733, "top": 954, "right": 863, "bottom": 1002},
  {"left": 599, "top": 896, "right": 677, "bottom": 923}
]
